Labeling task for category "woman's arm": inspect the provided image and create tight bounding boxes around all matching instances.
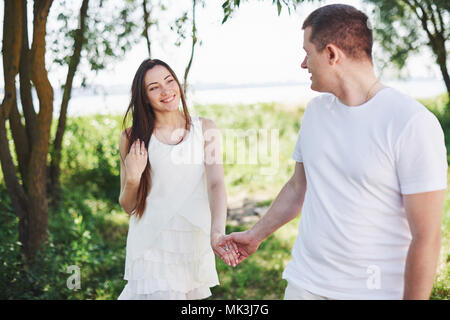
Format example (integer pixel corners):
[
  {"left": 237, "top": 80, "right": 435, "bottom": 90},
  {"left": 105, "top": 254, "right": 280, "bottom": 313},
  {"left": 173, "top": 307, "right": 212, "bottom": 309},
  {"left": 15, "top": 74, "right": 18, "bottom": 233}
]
[
  {"left": 201, "top": 118, "right": 239, "bottom": 267},
  {"left": 118, "top": 129, "right": 148, "bottom": 215}
]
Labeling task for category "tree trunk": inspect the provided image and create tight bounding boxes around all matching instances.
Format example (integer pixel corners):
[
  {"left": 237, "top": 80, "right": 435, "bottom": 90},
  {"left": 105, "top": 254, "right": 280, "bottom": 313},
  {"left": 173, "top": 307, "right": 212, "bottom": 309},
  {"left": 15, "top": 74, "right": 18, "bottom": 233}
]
[
  {"left": 0, "top": 0, "right": 31, "bottom": 256},
  {"left": 20, "top": 0, "right": 55, "bottom": 261},
  {"left": 49, "top": 0, "right": 89, "bottom": 206}
]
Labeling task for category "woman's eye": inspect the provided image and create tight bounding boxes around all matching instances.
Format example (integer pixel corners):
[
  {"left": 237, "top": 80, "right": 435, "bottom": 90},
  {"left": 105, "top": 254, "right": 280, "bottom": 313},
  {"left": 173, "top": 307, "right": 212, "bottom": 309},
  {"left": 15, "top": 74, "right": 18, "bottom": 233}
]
[{"left": 149, "top": 87, "right": 158, "bottom": 91}]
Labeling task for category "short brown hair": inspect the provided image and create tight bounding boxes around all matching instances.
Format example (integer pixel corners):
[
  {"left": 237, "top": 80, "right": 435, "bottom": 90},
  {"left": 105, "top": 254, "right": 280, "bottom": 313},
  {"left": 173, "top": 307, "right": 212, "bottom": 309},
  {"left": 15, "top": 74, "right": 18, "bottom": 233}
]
[{"left": 302, "top": 4, "right": 373, "bottom": 61}]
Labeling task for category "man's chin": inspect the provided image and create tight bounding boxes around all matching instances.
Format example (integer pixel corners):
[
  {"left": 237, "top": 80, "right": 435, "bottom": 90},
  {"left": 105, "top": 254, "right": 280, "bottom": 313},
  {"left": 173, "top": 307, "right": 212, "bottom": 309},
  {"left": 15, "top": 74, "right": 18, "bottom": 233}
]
[{"left": 310, "top": 83, "right": 323, "bottom": 92}]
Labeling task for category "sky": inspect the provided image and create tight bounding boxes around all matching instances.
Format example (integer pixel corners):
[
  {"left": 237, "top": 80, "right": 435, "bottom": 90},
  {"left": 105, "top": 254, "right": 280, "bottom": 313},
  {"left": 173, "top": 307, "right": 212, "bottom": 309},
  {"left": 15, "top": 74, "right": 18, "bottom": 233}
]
[
  {"left": 0, "top": 0, "right": 443, "bottom": 91},
  {"left": 55, "top": 0, "right": 442, "bottom": 89}
]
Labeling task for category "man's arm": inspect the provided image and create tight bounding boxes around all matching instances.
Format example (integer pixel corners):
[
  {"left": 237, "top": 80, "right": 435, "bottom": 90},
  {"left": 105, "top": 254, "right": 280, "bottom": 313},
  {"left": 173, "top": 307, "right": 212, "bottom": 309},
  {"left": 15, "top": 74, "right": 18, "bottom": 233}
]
[
  {"left": 249, "top": 161, "right": 307, "bottom": 242},
  {"left": 403, "top": 189, "right": 445, "bottom": 299},
  {"left": 221, "top": 162, "right": 307, "bottom": 260}
]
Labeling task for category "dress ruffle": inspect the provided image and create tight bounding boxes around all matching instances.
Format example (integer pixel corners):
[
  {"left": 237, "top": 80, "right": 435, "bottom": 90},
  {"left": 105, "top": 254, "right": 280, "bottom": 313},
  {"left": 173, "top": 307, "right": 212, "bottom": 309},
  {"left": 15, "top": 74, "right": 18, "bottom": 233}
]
[
  {"left": 118, "top": 284, "right": 212, "bottom": 300},
  {"left": 119, "top": 215, "right": 219, "bottom": 300}
]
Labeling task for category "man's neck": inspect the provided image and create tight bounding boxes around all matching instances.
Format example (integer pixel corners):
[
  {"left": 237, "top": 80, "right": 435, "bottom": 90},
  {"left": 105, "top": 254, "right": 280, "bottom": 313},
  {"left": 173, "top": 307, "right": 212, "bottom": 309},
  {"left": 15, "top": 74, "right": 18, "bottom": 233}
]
[{"left": 332, "top": 65, "right": 382, "bottom": 107}]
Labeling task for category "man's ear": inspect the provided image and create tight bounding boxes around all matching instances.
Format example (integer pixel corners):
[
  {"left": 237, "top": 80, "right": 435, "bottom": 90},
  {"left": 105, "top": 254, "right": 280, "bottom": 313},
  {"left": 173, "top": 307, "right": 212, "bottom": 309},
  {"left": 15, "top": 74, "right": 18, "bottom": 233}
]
[{"left": 325, "top": 44, "right": 343, "bottom": 66}]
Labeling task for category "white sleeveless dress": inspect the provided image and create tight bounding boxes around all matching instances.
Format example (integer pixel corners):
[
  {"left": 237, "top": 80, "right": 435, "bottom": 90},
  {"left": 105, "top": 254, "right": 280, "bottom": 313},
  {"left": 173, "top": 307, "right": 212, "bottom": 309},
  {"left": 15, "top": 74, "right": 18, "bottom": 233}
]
[{"left": 118, "top": 116, "right": 220, "bottom": 300}]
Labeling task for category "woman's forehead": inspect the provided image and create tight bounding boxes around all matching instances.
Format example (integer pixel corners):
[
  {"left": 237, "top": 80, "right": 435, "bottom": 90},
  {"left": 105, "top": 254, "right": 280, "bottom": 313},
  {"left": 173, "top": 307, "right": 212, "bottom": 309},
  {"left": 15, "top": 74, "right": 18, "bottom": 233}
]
[{"left": 144, "top": 65, "right": 172, "bottom": 83}]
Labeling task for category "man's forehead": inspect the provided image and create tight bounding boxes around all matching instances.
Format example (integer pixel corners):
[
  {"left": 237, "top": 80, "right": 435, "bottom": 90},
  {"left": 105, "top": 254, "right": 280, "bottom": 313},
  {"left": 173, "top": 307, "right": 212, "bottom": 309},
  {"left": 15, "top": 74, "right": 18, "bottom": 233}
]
[{"left": 303, "top": 26, "right": 312, "bottom": 42}]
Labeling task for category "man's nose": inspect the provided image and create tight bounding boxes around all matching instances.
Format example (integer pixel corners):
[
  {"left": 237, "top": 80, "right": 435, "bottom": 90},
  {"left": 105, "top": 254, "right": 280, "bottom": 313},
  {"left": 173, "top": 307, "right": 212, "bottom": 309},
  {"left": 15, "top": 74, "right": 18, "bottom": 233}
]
[{"left": 301, "top": 56, "right": 307, "bottom": 69}]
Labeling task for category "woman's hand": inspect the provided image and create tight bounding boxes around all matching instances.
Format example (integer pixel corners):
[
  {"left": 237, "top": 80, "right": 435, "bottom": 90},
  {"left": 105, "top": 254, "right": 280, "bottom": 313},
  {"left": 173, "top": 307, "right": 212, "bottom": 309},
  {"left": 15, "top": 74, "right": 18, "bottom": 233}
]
[
  {"left": 124, "top": 139, "right": 148, "bottom": 183},
  {"left": 219, "top": 230, "right": 262, "bottom": 264},
  {"left": 211, "top": 232, "right": 240, "bottom": 267}
]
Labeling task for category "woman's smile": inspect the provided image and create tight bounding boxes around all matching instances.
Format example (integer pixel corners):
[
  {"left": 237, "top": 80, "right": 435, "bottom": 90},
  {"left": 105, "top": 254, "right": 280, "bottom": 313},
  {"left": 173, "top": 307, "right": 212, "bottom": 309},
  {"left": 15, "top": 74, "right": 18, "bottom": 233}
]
[{"left": 161, "top": 94, "right": 176, "bottom": 103}]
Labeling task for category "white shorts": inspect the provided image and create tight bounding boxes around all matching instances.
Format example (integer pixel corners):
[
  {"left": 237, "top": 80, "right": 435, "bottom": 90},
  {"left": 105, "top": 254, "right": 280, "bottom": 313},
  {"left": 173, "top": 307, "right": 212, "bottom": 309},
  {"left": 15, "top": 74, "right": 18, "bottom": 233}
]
[{"left": 284, "top": 282, "right": 333, "bottom": 300}]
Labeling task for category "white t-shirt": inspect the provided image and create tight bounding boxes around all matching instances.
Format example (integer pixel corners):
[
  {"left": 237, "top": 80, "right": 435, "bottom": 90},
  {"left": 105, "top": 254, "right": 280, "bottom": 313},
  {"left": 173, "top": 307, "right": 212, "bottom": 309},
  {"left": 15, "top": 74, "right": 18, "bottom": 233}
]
[{"left": 282, "top": 87, "right": 448, "bottom": 299}]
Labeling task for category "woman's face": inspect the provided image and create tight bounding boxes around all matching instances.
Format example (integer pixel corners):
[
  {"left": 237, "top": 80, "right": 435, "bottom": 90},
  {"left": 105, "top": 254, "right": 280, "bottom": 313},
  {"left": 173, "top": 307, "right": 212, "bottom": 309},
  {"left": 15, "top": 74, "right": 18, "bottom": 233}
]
[{"left": 144, "top": 65, "right": 181, "bottom": 113}]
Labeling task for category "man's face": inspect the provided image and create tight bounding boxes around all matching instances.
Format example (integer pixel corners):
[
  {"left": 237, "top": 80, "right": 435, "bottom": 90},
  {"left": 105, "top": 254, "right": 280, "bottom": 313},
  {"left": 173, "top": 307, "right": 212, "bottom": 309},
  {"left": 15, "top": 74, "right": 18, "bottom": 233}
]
[{"left": 301, "top": 27, "right": 330, "bottom": 92}]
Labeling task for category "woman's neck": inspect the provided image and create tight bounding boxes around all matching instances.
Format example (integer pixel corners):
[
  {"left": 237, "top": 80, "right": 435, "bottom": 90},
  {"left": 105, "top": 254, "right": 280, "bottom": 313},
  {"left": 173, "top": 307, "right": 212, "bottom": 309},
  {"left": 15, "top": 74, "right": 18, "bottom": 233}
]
[{"left": 155, "top": 110, "right": 185, "bottom": 129}]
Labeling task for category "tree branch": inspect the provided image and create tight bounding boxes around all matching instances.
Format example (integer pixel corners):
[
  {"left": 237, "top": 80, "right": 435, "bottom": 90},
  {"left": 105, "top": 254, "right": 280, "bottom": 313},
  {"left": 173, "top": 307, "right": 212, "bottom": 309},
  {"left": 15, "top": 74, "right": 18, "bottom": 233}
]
[
  {"left": 50, "top": 0, "right": 89, "bottom": 196},
  {"left": 434, "top": 4, "right": 447, "bottom": 40},
  {"left": 142, "top": 0, "right": 152, "bottom": 57},
  {"left": 403, "top": 0, "right": 434, "bottom": 43},
  {"left": 422, "top": 0, "right": 438, "bottom": 34},
  {"left": 183, "top": 0, "right": 198, "bottom": 95},
  {"left": 19, "top": 0, "right": 37, "bottom": 147}
]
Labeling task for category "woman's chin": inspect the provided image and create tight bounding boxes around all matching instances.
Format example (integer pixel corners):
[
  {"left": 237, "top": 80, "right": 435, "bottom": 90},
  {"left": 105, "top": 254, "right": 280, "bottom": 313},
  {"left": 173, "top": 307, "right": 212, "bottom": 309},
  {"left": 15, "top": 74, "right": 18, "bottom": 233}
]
[{"left": 163, "top": 102, "right": 180, "bottom": 112}]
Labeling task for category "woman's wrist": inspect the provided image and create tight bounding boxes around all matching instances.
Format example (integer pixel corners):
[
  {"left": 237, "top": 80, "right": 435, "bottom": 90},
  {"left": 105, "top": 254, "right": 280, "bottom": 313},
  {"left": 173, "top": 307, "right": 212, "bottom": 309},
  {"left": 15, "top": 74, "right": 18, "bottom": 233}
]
[
  {"left": 126, "top": 176, "right": 141, "bottom": 186},
  {"left": 211, "top": 230, "right": 225, "bottom": 242}
]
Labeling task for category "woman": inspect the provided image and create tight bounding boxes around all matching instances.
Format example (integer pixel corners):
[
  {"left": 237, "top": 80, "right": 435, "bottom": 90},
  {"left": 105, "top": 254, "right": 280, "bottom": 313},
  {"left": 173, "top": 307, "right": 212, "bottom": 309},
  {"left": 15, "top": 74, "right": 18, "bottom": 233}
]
[{"left": 117, "top": 59, "right": 238, "bottom": 300}]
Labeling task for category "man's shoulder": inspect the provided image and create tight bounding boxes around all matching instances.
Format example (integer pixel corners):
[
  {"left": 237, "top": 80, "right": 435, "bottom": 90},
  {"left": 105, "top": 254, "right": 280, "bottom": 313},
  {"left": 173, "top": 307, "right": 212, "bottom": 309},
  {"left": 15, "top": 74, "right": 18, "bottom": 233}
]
[
  {"left": 309, "top": 93, "right": 335, "bottom": 105},
  {"left": 305, "top": 93, "right": 335, "bottom": 112},
  {"left": 377, "top": 87, "right": 441, "bottom": 139},
  {"left": 380, "top": 87, "right": 428, "bottom": 116}
]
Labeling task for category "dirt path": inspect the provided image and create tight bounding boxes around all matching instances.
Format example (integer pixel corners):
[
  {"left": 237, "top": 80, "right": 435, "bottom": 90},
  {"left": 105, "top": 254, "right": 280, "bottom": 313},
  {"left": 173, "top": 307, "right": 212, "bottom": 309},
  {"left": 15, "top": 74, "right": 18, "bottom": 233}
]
[{"left": 226, "top": 195, "right": 271, "bottom": 227}]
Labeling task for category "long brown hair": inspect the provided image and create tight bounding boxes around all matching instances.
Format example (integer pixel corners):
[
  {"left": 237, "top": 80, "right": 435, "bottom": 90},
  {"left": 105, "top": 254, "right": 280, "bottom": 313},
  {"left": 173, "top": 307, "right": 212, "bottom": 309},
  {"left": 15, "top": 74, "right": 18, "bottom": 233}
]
[{"left": 122, "top": 59, "right": 191, "bottom": 219}]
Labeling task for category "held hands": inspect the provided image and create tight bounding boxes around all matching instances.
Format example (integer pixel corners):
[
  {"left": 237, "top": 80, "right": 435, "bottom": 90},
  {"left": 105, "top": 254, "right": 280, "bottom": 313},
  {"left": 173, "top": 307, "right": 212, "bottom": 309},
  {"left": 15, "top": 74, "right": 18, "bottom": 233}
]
[
  {"left": 125, "top": 139, "right": 148, "bottom": 183},
  {"left": 213, "top": 230, "right": 262, "bottom": 267},
  {"left": 211, "top": 233, "right": 240, "bottom": 267}
]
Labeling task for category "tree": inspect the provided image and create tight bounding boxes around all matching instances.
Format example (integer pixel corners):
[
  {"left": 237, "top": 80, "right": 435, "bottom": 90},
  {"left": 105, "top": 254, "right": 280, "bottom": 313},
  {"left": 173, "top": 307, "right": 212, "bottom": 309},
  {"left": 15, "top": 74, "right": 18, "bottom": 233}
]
[
  {"left": 0, "top": 0, "right": 139, "bottom": 261},
  {"left": 365, "top": 0, "right": 449, "bottom": 103},
  {"left": 0, "top": 0, "right": 54, "bottom": 261}
]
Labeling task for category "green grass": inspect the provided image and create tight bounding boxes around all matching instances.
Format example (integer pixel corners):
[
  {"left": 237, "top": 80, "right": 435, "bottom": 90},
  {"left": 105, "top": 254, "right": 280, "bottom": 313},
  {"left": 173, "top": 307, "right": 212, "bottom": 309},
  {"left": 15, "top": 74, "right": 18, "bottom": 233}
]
[{"left": 0, "top": 96, "right": 449, "bottom": 299}]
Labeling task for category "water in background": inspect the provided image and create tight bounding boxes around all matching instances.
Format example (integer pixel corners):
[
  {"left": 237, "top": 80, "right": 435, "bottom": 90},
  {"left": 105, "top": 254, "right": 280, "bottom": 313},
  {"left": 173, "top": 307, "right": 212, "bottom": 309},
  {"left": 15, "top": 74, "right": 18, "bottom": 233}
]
[{"left": 52, "top": 78, "right": 446, "bottom": 117}]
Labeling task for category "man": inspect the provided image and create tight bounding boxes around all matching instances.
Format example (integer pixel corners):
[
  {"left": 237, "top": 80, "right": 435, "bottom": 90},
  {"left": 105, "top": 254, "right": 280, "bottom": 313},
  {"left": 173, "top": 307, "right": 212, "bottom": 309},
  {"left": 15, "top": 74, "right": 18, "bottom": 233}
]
[{"left": 221, "top": 4, "right": 447, "bottom": 300}]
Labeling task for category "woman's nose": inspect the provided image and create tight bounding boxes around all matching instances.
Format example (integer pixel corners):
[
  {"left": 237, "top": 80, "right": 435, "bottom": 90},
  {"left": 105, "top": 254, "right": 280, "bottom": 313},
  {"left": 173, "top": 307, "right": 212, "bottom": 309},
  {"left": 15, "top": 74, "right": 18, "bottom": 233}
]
[{"left": 160, "top": 85, "right": 169, "bottom": 95}]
